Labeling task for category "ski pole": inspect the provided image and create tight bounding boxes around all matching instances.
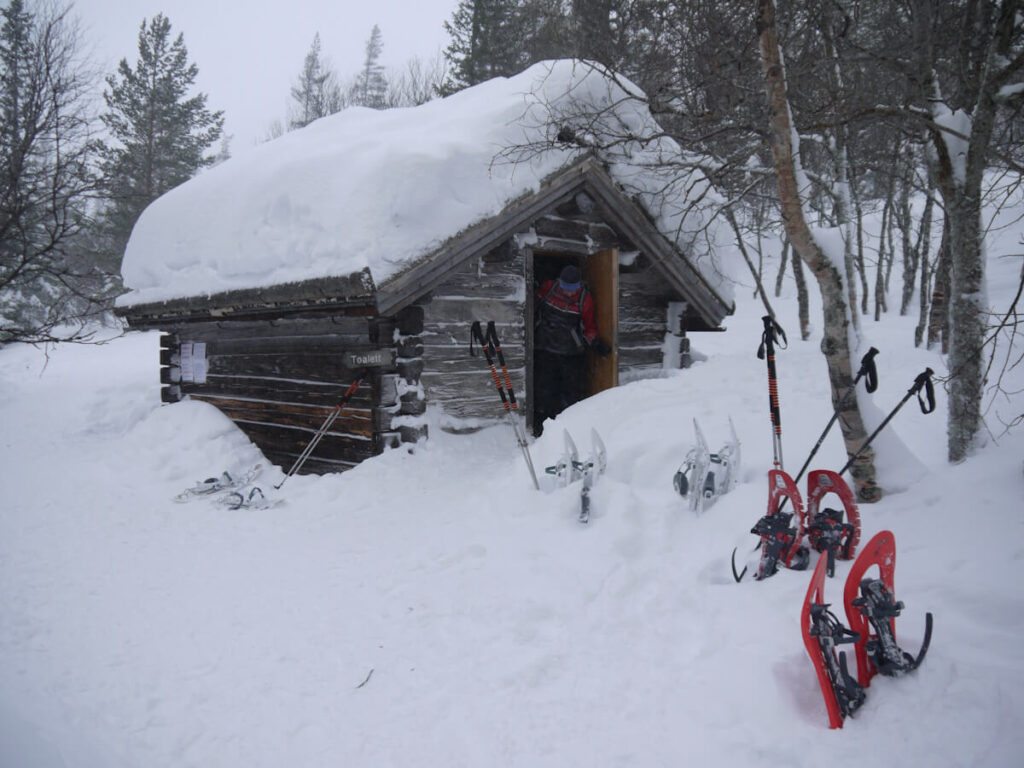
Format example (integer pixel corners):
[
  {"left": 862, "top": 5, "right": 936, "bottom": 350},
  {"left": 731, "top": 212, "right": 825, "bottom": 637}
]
[
  {"left": 838, "top": 367, "right": 935, "bottom": 478},
  {"left": 470, "top": 321, "right": 540, "bottom": 489},
  {"left": 274, "top": 367, "right": 369, "bottom": 490},
  {"left": 792, "top": 347, "right": 880, "bottom": 486},
  {"left": 757, "top": 314, "right": 788, "bottom": 470}
]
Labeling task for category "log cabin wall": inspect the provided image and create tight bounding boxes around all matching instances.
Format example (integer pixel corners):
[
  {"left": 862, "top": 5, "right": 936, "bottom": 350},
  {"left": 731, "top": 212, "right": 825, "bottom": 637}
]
[
  {"left": 413, "top": 201, "right": 692, "bottom": 429},
  {"left": 618, "top": 253, "right": 685, "bottom": 381},
  {"left": 157, "top": 308, "right": 403, "bottom": 475},
  {"left": 416, "top": 241, "right": 527, "bottom": 426}
]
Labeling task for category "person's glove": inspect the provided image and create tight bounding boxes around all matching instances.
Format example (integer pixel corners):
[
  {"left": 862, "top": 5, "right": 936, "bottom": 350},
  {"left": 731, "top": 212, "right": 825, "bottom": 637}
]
[{"left": 590, "top": 338, "right": 612, "bottom": 357}]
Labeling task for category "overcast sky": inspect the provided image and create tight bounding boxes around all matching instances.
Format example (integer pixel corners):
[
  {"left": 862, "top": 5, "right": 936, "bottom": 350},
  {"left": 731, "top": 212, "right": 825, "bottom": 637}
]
[{"left": 71, "top": 0, "right": 460, "bottom": 152}]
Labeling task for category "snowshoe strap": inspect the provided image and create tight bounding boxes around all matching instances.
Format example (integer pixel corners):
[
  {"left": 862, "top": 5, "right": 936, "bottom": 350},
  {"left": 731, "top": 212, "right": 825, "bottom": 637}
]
[
  {"left": 752, "top": 512, "right": 798, "bottom": 579},
  {"left": 852, "top": 578, "right": 917, "bottom": 676},
  {"left": 756, "top": 314, "right": 787, "bottom": 360},
  {"left": 809, "top": 603, "right": 867, "bottom": 718},
  {"left": 859, "top": 347, "right": 879, "bottom": 394},
  {"left": 469, "top": 320, "right": 488, "bottom": 357},
  {"left": 912, "top": 368, "right": 936, "bottom": 414}
]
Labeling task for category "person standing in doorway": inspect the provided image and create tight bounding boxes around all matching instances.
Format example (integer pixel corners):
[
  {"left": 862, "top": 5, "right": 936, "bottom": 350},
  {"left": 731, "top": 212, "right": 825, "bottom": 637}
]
[{"left": 534, "top": 264, "right": 611, "bottom": 433}]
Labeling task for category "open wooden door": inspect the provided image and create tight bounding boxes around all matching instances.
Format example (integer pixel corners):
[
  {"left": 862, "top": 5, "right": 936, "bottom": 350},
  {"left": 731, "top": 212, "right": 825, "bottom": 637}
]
[{"left": 586, "top": 248, "right": 618, "bottom": 395}]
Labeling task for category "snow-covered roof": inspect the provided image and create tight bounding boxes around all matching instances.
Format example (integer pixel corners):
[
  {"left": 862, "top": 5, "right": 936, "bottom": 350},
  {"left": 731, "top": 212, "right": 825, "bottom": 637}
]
[{"left": 117, "top": 60, "right": 734, "bottom": 310}]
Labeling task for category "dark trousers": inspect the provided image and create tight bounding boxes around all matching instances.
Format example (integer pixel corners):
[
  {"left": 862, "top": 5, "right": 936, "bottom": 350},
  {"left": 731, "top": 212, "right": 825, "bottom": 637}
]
[{"left": 534, "top": 349, "right": 585, "bottom": 434}]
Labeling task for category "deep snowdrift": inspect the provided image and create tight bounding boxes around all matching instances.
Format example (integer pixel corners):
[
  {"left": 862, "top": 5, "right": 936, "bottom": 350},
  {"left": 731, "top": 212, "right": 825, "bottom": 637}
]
[{"left": 3, "top": 186, "right": 1023, "bottom": 766}]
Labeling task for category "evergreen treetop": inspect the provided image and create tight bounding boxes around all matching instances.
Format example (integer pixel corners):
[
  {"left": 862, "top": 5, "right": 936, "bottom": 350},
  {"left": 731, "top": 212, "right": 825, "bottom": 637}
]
[{"left": 99, "top": 13, "right": 223, "bottom": 249}]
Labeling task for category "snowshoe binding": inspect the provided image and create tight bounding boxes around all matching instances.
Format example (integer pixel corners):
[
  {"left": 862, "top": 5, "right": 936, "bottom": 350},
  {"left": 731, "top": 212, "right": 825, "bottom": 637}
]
[
  {"left": 545, "top": 429, "right": 607, "bottom": 523},
  {"left": 674, "top": 418, "right": 740, "bottom": 513},
  {"left": 174, "top": 464, "right": 263, "bottom": 502},
  {"left": 801, "top": 553, "right": 866, "bottom": 728},
  {"left": 842, "top": 530, "right": 934, "bottom": 687}
]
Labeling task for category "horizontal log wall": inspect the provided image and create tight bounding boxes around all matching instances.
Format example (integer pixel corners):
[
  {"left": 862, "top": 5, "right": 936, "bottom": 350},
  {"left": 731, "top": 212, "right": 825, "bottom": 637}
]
[
  {"left": 420, "top": 245, "right": 527, "bottom": 424},
  {"left": 618, "top": 269, "right": 675, "bottom": 378},
  {"left": 160, "top": 312, "right": 400, "bottom": 474}
]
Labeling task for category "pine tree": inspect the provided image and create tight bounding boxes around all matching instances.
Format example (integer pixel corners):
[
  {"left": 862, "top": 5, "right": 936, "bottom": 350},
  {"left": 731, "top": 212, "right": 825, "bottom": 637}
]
[
  {"left": 98, "top": 14, "right": 223, "bottom": 253},
  {"left": 442, "top": 0, "right": 523, "bottom": 92},
  {"left": 353, "top": 25, "right": 388, "bottom": 109},
  {"left": 290, "top": 32, "right": 342, "bottom": 129}
]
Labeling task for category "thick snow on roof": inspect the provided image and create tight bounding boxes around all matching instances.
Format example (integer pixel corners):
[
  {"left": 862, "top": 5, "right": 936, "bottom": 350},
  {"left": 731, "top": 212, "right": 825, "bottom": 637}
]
[{"left": 117, "top": 60, "right": 733, "bottom": 308}]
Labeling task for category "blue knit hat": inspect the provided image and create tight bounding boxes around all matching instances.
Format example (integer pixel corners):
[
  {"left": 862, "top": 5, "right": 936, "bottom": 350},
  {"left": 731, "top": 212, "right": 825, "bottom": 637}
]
[{"left": 558, "top": 265, "right": 581, "bottom": 290}]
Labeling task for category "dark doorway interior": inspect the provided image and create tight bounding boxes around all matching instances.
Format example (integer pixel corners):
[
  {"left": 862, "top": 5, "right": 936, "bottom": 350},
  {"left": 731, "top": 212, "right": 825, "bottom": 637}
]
[{"left": 532, "top": 253, "right": 586, "bottom": 436}]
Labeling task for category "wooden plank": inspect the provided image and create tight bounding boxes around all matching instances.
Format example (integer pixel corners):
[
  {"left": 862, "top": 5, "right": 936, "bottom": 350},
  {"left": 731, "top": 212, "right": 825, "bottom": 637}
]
[
  {"left": 171, "top": 315, "right": 374, "bottom": 340},
  {"left": 431, "top": 271, "right": 523, "bottom": 299},
  {"left": 190, "top": 335, "right": 376, "bottom": 357},
  {"left": 259, "top": 449, "right": 358, "bottom": 475},
  {"left": 205, "top": 352, "right": 385, "bottom": 382},
  {"left": 231, "top": 421, "right": 378, "bottom": 464},
  {"left": 182, "top": 377, "right": 374, "bottom": 409},
  {"left": 586, "top": 248, "right": 618, "bottom": 394},
  {"left": 188, "top": 394, "right": 373, "bottom": 436},
  {"left": 422, "top": 297, "right": 523, "bottom": 326},
  {"left": 618, "top": 345, "right": 663, "bottom": 368},
  {"left": 617, "top": 327, "right": 665, "bottom": 348}
]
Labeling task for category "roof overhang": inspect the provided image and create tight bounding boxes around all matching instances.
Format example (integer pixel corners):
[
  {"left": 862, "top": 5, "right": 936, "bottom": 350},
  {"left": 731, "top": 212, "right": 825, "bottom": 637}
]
[
  {"left": 377, "top": 155, "right": 732, "bottom": 328},
  {"left": 117, "top": 155, "right": 732, "bottom": 330}
]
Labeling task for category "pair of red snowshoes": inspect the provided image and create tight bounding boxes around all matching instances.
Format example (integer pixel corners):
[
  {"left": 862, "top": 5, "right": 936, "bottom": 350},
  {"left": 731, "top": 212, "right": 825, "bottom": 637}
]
[
  {"left": 733, "top": 468, "right": 861, "bottom": 582},
  {"left": 801, "top": 529, "right": 934, "bottom": 729}
]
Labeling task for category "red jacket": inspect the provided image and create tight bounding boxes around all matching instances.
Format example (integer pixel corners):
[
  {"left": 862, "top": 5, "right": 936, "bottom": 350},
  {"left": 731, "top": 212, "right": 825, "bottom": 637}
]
[{"left": 535, "top": 279, "right": 598, "bottom": 353}]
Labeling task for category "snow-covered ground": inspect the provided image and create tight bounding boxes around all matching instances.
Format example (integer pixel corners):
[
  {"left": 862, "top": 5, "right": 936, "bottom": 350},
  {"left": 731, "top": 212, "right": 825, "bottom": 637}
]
[{"left": 3, "top": 233, "right": 1023, "bottom": 764}]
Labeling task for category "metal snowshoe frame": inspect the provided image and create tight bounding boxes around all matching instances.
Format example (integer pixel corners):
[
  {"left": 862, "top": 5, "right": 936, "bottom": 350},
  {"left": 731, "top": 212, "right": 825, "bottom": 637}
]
[
  {"left": 801, "top": 553, "right": 867, "bottom": 729},
  {"left": 804, "top": 469, "right": 861, "bottom": 578},
  {"left": 733, "top": 468, "right": 861, "bottom": 583},
  {"left": 545, "top": 429, "right": 607, "bottom": 523},
  {"left": 842, "top": 530, "right": 933, "bottom": 687},
  {"left": 174, "top": 464, "right": 263, "bottom": 502},
  {"left": 801, "top": 530, "right": 933, "bottom": 729},
  {"left": 674, "top": 417, "right": 740, "bottom": 513}
]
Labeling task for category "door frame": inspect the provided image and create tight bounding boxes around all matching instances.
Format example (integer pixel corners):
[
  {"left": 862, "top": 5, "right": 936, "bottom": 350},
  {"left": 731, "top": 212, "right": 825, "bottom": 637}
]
[{"left": 526, "top": 247, "right": 618, "bottom": 432}]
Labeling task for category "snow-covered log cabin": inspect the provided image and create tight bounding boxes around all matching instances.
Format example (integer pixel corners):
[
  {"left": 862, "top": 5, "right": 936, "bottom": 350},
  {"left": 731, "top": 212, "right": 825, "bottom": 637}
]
[{"left": 115, "top": 61, "right": 734, "bottom": 474}]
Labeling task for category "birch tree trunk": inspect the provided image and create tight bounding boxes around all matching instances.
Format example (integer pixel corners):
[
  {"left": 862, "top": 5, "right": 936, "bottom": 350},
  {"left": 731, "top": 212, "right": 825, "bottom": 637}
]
[{"left": 756, "top": 0, "right": 879, "bottom": 501}]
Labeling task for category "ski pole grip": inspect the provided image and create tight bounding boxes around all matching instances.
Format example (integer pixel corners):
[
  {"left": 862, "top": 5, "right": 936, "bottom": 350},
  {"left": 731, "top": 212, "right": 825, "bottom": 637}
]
[
  {"left": 860, "top": 347, "right": 879, "bottom": 393},
  {"left": 914, "top": 368, "right": 936, "bottom": 414}
]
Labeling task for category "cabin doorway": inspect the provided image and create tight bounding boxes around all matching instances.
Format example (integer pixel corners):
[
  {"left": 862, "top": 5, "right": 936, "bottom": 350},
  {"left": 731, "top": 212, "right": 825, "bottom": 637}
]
[{"left": 529, "top": 249, "right": 618, "bottom": 435}]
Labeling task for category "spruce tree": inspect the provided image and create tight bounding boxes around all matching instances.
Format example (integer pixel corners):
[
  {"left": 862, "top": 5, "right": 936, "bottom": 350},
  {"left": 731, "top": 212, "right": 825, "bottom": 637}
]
[
  {"left": 98, "top": 14, "right": 223, "bottom": 252},
  {"left": 442, "top": 0, "right": 523, "bottom": 92},
  {"left": 354, "top": 25, "right": 388, "bottom": 109},
  {"left": 290, "top": 32, "right": 341, "bottom": 129}
]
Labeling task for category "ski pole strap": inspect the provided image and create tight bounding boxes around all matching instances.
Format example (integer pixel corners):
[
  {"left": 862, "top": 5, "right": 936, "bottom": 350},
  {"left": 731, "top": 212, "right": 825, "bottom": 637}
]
[
  {"left": 859, "top": 347, "right": 879, "bottom": 394},
  {"left": 470, "top": 320, "right": 510, "bottom": 410},
  {"left": 470, "top": 320, "right": 487, "bottom": 357},
  {"left": 757, "top": 314, "right": 787, "bottom": 359},
  {"left": 912, "top": 368, "right": 936, "bottom": 414}
]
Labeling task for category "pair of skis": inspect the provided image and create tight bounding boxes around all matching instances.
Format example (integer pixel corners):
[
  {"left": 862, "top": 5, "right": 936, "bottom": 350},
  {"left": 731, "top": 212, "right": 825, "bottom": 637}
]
[
  {"left": 673, "top": 418, "right": 740, "bottom": 513},
  {"left": 545, "top": 429, "right": 607, "bottom": 523},
  {"left": 733, "top": 468, "right": 861, "bottom": 582},
  {"left": 801, "top": 530, "right": 933, "bottom": 728}
]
